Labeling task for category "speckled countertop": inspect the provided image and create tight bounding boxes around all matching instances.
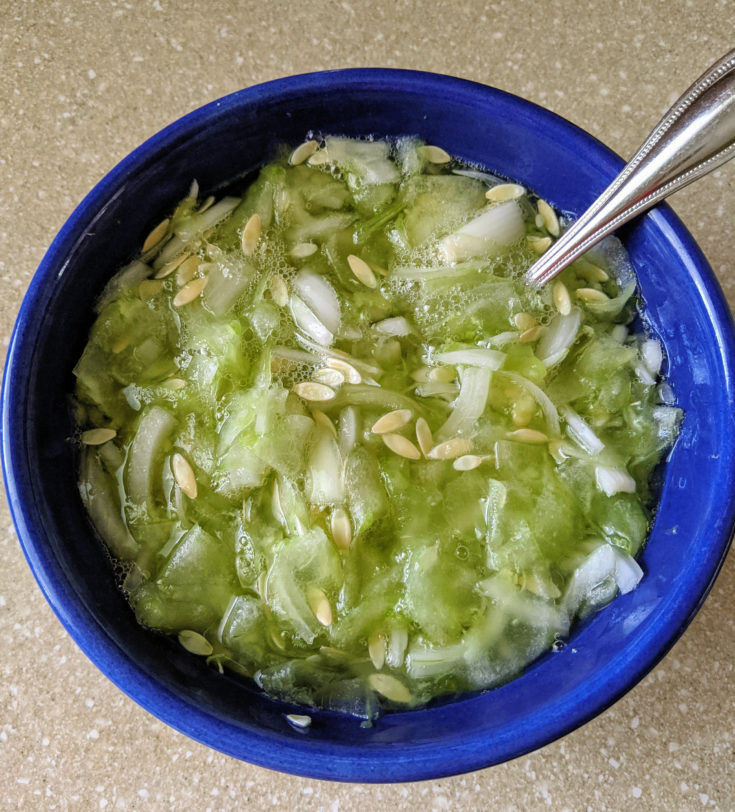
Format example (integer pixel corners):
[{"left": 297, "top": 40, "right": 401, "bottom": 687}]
[{"left": 1, "top": 1, "right": 734, "bottom": 809}]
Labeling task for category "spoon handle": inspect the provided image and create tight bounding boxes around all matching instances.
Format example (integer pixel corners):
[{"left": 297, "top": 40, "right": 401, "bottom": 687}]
[{"left": 525, "top": 48, "right": 735, "bottom": 287}]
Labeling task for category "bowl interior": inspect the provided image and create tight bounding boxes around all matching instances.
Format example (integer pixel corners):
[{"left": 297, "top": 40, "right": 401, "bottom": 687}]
[{"left": 4, "top": 69, "right": 735, "bottom": 782}]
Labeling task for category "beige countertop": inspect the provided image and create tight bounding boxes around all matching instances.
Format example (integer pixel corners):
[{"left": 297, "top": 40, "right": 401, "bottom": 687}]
[{"left": 2, "top": 1, "right": 734, "bottom": 809}]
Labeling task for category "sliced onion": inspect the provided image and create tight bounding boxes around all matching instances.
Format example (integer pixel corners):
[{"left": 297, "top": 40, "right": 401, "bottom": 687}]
[
  {"left": 560, "top": 405, "right": 604, "bottom": 455},
  {"left": 500, "top": 371, "right": 561, "bottom": 436},
  {"left": 536, "top": 308, "right": 582, "bottom": 367},
  {"left": 339, "top": 325, "right": 363, "bottom": 341},
  {"left": 306, "top": 429, "right": 344, "bottom": 506},
  {"left": 203, "top": 261, "right": 251, "bottom": 317},
  {"left": 485, "top": 331, "right": 520, "bottom": 347},
  {"left": 293, "top": 269, "right": 341, "bottom": 333},
  {"left": 563, "top": 544, "right": 618, "bottom": 616},
  {"left": 125, "top": 406, "right": 177, "bottom": 504},
  {"left": 289, "top": 295, "right": 333, "bottom": 347},
  {"left": 385, "top": 626, "right": 408, "bottom": 669},
  {"left": 406, "top": 643, "right": 466, "bottom": 678},
  {"left": 595, "top": 465, "right": 636, "bottom": 496},
  {"left": 640, "top": 338, "right": 663, "bottom": 377},
  {"left": 177, "top": 197, "right": 241, "bottom": 242},
  {"left": 338, "top": 406, "right": 359, "bottom": 458},
  {"left": 439, "top": 201, "right": 525, "bottom": 262},
  {"left": 324, "top": 136, "right": 399, "bottom": 185},
  {"left": 272, "top": 346, "right": 320, "bottom": 364},
  {"left": 96, "top": 260, "right": 151, "bottom": 312},
  {"left": 271, "top": 478, "right": 287, "bottom": 529},
  {"left": 652, "top": 405, "right": 683, "bottom": 445},
  {"left": 585, "top": 281, "right": 635, "bottom": 317},
  {"left": 434, "top": 348, "right": 506, "bottom": 369},
  {"left": 153, "top": 198, "right": 241, "bottom": 269},
  {"left": 295, "top": 334, "right": 383, "bottom": 377},
  {"left": 416, "top": 381, "right": 459, "bottom": 399},
  {"left": 613, "top": 549, "right": 643, "bottom": 594},
  {"left": 451, "top": 168, "right": 505, "bottom": 184},
  {"left": 217, "top": 596, "right": 239, "bottom": 644},
  {"left": 634, "top": 362, "right": 656, "bottom": 386},
  {"left": 657, "top": 382, "right": 676, "bottom": 405},
  {"left": 373, "top": 316, "right": 412, "bottom": 336},
  {"left": 80, "top": 450, "right": 138, "bottom": 559},
  {"left": 435, "top": 366, "right": 492, "bottom": 442}
]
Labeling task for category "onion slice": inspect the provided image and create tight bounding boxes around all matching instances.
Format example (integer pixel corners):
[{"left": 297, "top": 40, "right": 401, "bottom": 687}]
[
  {"left": 289, "top": 295, "right": 334, "bottom": 347},
  {"left": 293, "top": 269, "right": 341, "bottom": 334},
  {"left": 560, "top": 405, "right": 604, "bottom": 455},
  {"left": 595, "top": 465, "right": 636, "bottom": 496},
  {"left": 435, "top": 366, "right": 492, "bottom": 442},
  {"left": 306, "top": 429, "right": 344, "bottom": 506},
  {"left": 536, "top": 308, "right": 582, "bottom": 367},
  {"left": 613, "top": 549, "right": 644, "bottom": 594},
  {"left": 439, "top": 201, "right": 525, "bottom": 262},
  {"left": 500, "top": 371, "right": 561, "bottom": 436},
  {"left": 434, "top": 348, "right": 506, "bottom": 369}
]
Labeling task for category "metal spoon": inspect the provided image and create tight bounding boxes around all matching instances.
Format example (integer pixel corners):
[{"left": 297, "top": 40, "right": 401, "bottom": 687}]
[{"left": 525, "top": 48, "right": 735, "bottom": 287}]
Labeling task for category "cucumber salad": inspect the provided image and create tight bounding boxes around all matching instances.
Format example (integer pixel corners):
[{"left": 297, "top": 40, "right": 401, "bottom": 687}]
[{"left": 74, "top": 136, "right": 681, "bottom": 719}]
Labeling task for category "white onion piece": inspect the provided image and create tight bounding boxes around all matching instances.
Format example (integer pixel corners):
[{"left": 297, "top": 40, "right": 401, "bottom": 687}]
[
  {"left": 486, "top": 331, "right": 520, "bottom": 347},
  {"left": 293, "top": 269, "right": 341, "bottom": 333},
  {"left": 641, "top": 338, "right": 663, "bottom": 377},
  {"left": 536, "top": 308, "right": 582, "bottom": 367},
  {"left": 339, "top": 325, "right": 363, "bottom": 341},
  {"left": 96, "top": 260, "right": 151, "bottom": 312},
  {"left": 80, "top": 451, "right": 138, "bottom": 559},
  {"left": 338, "top": 406, "right": 359, "bottom": 458},
  {"left": 500, "top": 371, "right": 560, "bottom": 436},
  {"left": 560, "top": 405, "right": 604, "bottom": 455},
  {"left": 613, "top": 549, "right": 643, "bottom": 594},
  {"left": 125, "top": 406, "right": 177, "bottom": 504},
  {"left": 271, "top": 478, "right": 287, "bottom": 529},
  {"left": 595, "top": 465, "right": 636, "bottom": 496},
  {"left": 434, "top": 348, "right": 506, "bottom": 369},
  {"left": 439, "top": 201, "right": 525, "bottom": 262},
  {"left": 373, "top": 316, "right": 412, "bottom": 336},
  {"left": 289, "top": 295, "right": 333, "bottom": 347},
  {"left": 658, "top": 382, "right": 676, "bottom": 405},
  {"left": 652, "top": 405, "right": 682, "bottom": 442},
  {"left": 563, "top": 544, "right": 618, "bottom": 616},
  {"left": 272, "top": 346, "right": 320, "bottom": 364},
  {"left": 436, "top": 366, "right": 491, "bottom": 442},
  {"left": 385, "top": 627, "right": 408, "bottom": 669},
  {"left": 217, "top": 597, "right": 240, "bottom": 644},
  {"left": 634, "top": 362, "right": 656, "bottom": 385},
  {"left": 307, "top": 430, "right": 344, "bottom": 506},
  {"left": 452, "top": 167, "right": 505, "bottom": 184},
  {"left": 152, "top": 198, "right": 239, "bottom": 269},
  {"left": 294, "top": 334, "right": 383, "bottom": 376},
  {"left": 406, "top": 643, "right": 466, "bottom": 678},
  {"left": 324, "top": 136, "right": 399, "bottom": 185},
  {"left": 416, "top": 381, "right": 459, "bottom": 399},
  {"left": 192, "top": 197, "right": 241, "bottom": 235},
  {"left": 565, "top": 543, "right": 644, "bottom": 616}
]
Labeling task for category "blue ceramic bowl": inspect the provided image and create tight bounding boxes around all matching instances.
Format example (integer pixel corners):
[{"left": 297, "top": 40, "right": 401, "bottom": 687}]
[{"left": 3, "top": 69, "right": 735, "bottom": 782}]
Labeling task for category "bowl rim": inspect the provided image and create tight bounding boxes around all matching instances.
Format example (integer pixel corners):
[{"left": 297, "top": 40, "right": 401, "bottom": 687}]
[{"left": 4, "top": 67, "right": 735, "bottom": 782}]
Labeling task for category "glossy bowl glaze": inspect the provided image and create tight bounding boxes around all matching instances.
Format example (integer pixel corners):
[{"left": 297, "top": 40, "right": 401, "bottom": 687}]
[{"left": 3, "top": 69, "right": 735, "bottom": 782}]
